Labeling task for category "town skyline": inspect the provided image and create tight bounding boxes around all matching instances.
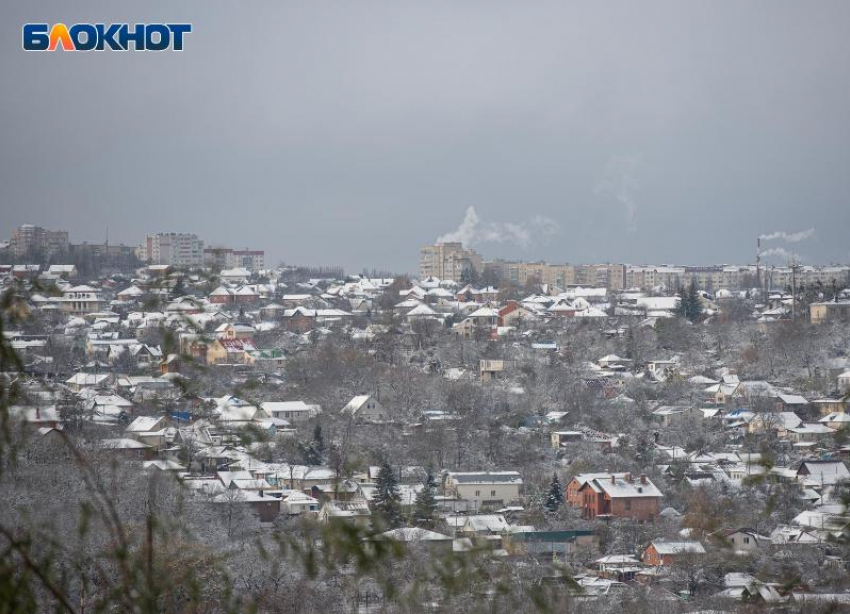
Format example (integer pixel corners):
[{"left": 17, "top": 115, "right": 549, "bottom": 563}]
[
  {"left": 3, "top": 1, "right": 850, "bottom": 273},
  {"left": 3, "top": 221, "right": 850, "bottom": 277}
]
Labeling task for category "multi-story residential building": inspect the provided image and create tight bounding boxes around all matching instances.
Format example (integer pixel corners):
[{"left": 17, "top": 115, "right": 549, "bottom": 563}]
[
  {"left": 204, "top": 247, "right": 265, "bottom": 272},
  {"left": 9, "top": 224, "right": 69, "bottom": 258},
  {"left": 419, "top": 242, "right": 483, "bottom": 282},
  {"left": 139, "top": 233, "right": 204, "bottom": 267},
  {"left": 485, "top": 260, "right": 576, "bottom": 289}
]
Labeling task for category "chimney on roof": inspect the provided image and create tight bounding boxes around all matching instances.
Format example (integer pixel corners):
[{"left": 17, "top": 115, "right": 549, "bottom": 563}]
[
  {"left": 625, "top": 472, "right": 632, "bottom": 483},
  {"left": 610, "top": 475, "right": 616, "bottom": 484},
  {"left": 640, "top": 474, "right": 647, "bottom": 485},
  {"left": 259, "top": 489, "right": 264, "bottom": 497}
]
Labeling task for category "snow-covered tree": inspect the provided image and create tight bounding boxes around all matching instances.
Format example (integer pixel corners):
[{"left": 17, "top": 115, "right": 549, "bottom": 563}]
[
  {"left": 373, "top": 460, "right": 403, "bottom": 528},
  {"left": 544, "top": 473, "right": 564, "bottom": 513}
]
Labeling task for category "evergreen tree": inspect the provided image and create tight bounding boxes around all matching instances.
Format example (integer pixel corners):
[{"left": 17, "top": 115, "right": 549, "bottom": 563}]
[
  {"left": 373, "top": 460, "right": 403, "bottom": 528},
  {"left": 312, "top": 424, "right": 325, "bottom": 459},
  {"left": 301, "top": 424, "right": 326, "bottom": 465},
  {"left": 171, "top": 275, "right": 186, "bottom": 299},
  {"left": 414, "top": 468, "right": 438, "bottom": 526},
  {"left": 56, "top": 389, "right": 85, "bottom": 431},
  {"left": 676, "top": 279, "right": 704, "bottom": 322},
  {"left": 544, "top": 473, "right": 564, "bottom": 513},
  {"left": 685, "top": 279, "right": 703, "bottom": 322}
]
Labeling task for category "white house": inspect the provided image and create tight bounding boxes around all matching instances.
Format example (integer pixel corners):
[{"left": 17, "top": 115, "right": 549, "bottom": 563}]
[{"left": 341, "top": 395, "right": 387, "bottom": 422}]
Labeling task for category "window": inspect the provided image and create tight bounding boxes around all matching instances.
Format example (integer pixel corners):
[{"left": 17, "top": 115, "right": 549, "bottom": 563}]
[
  {"left": 475, "top": 490, "right": 481, "bottom": 497},
  {"left": 744, "top": 537, "right": 750, "bottom": 544},
  {"left": 491, "top": 490, "right": 496, "bottom": 497},
  {"left": 625, "top": 500, "right": 631, "bottom": 511}
]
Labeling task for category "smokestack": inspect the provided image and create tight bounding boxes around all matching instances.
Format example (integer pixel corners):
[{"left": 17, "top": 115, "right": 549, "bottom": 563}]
[
  {"left": 640, "top": 475, "right": 647, "bottom": 485},
  {"left": 756, "top": 238, "right": 761, "bottom": 288}
]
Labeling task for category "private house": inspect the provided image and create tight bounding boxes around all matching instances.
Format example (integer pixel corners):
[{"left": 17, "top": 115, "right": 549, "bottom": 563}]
[
  {"left": 641, "top": 540, "right": 705, "bottom": 566},
  {"left": 260, "top": 401, "right": 322, "bottom": 423},
  {"left": 480, "top": 359, "right": 511, "bottom": 382},
  {"left": 454, "top": 306, "right": 499, "bottom": 337},
  {"left": 100, "top": 438, "right": 154, "bottom": 459},
  {"left": 458, "top": 514, "right": 510, "bottom": 536},
  {"left": 797, "top": 460, "right": 850, "bottom": 487},
  {"left": 551, "top": 431, "right": 584, "bottom": 448},
  {"left": 498, "top": 302, "right": 537, "bottom": 328},
  {"left": 8, "top": 406, "right": 62, "bottom": 430},
  {"left": 646, "top": 358, "right": 680, "bottom": 381},
  {"left": 341, "top": 395, "right": 387, "bottom": 422},
  {"left": 47, "top": 264, "right": 77, "bottom": 279},
  {"left": 280, "top": 491, "right": 320, "bottom": 515},
  {"left": 577, "top": 474, "right": 663, "bottom": 521},
  {"left": 566, "top": 473, "right": 630, "bottom": 507},
  {"left": 282, "top": 306, "right": 316, "bottom": 332},
  {"left": 205, "top": 338, "right": 257, "bottom": 364},
  {"left": 709, "top": 528, "right": 770, "bottom": 554},
  {"left": 370, "top": 528, "right": 454, "bottom": 554},
  {"left": 65, "top": 372, "right": 114, "bottom": 392},
  {"left": 812, "top": 398, "right": 848, "bottom": 416},
  {"left": 593, "top": 555, "right": 642, "bottom": 581},
  {"left": 651, "top": 405, "right": 701, "bottom": 428},
  {"left": 747, "top": 412, "right": 802, "bottom": 437},
  {"left": 773, "top": 393, "right": 809, "bottom": 413},
  {"left": 126, "top": 415, "right": 171, "bottom": 449},
  {"left": 318, "top": 500, "right": 372, "bottom": 528},
  {"left": 819, "top": 412, "right": 850, "bottom": 430},
  {"left": 215, "top": 323, "right": 256, "bottom": 340},
  {"left": 785, "top": 422, "right": 835, "bottom": 444},
  {"left": 503, "top": 530, "right": 598, "bottom": 558},
  {"left": 444, "top": 471, "right": 523, "bottom": 511}
]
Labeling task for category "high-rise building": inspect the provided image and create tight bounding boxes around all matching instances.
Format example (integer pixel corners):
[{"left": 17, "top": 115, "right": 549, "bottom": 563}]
[
  {"left": 9, "top": 224, "right": 68, "bottom": 258},
  {"left": 419, "top": 242, "right": 483, "bottom": 282},
  {"left": 139, "top": 233, "right": 204, "bottom": 267}
]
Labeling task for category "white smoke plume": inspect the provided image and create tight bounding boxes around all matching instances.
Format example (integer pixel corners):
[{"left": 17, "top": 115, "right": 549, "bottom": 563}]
[
  {"left": 759, "top": 228, "right": 815, "bottom": 243},
  {"left": 595, "top": 154, "right": 641, "bottom": 234},
  {"left": 436, "top": 206, "right": 560, "bottom": 249}
]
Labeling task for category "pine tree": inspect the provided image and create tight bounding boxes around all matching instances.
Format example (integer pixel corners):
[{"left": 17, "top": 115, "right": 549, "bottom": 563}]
[
  {"left": 414, "top": 468, "right": 438, "bottom": 526},
  {"left": 676, "top": 279, "right": 704, "bottom": 322},
  {"left": 685, "top": 279, "right": 703, "bottom": 322},
  {"left": 373, "top": 460, "right": 403, "bottom": 528},
  {"left": 544, "top": 473, "right": 564, "bottom": 514}
]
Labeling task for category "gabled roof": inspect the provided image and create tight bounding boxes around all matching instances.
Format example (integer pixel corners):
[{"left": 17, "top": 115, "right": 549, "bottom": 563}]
[
  {"left": 580, "top": 475, "right": 663, "bottom": 498},
  {"left": 647, "top": 540, "right": 705, "bottom": 556}
]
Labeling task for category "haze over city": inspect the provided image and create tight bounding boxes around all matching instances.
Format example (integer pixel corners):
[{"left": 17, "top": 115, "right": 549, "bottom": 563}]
[{"left": 3, "top": 0, "right": 850, "bottom": 271}]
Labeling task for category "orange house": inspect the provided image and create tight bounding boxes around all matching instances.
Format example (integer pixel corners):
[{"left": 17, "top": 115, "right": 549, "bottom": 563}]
[{"left": 577, "top": 474, "right": 663, "bottom": 522}]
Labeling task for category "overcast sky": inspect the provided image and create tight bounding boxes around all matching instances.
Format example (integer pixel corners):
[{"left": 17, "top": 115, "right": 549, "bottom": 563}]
[{"left": 2, "top": 1, "right": 849, "bottom": 273}]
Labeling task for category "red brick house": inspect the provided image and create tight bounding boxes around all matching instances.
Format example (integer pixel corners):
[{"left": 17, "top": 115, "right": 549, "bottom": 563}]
[
  {"left": 577, "top": 474, "right": 663, "bottom": 521},
  {"left": 566, "top": 473, "right": 630, "bottom": 508},
  {"left": 642, "top": 540, "right": 705, "bottom": 566}
]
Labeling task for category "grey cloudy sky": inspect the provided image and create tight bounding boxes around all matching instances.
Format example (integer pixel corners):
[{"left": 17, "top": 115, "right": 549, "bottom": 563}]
[{"left": 2, "top": 1, "right": 849, "bottom": 273}]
